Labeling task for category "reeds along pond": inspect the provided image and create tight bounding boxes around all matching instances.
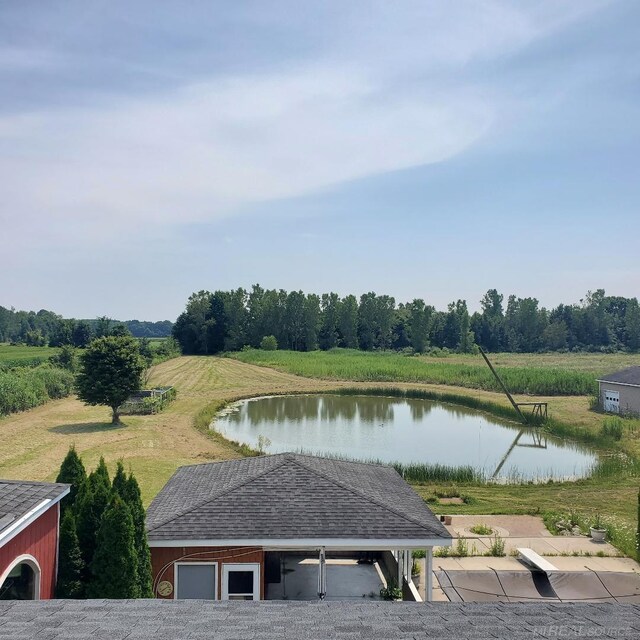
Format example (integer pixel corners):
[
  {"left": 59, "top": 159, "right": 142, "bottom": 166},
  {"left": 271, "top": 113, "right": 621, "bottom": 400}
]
[{"left": 231, "top": 349, "right": 598, "bottom": 396}]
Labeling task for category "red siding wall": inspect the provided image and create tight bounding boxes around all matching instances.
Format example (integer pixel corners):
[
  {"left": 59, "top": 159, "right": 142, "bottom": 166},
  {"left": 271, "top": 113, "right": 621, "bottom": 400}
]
[
  {"left": 151, "top": 546, "right": 264, "bottom": 600},
  {"left": 0, "top": 504, "right": 60, "bottom": 600}
]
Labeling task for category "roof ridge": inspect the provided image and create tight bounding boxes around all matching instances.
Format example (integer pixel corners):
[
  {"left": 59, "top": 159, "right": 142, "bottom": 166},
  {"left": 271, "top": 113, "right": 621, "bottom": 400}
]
[
  {"left": 147, "top": 456, "right": 291, "bottom": 532},
  {"left": 287, "top": 451, "right": 392, "bottom": 469},
  {"left": 288, "top": 456, "right": 441, "bottom": 535}
]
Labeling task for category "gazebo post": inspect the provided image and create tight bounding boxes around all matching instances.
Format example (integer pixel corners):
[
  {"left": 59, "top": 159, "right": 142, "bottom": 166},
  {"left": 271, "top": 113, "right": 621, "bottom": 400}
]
[
  {"left": 425, "top": 548, "right": 433, "bottom": 602},
  {"left": 397, "top": 550, "right": 403, "bottom": 596}
]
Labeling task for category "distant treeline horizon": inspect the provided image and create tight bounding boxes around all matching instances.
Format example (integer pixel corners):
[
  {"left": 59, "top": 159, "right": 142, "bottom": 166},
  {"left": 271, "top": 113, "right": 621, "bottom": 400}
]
[
  {"left": 0, "top": 306, "right": 173, "bottom": 346},
  {"left": 172, "top": 286, "right": 640, "bottom": 355}
]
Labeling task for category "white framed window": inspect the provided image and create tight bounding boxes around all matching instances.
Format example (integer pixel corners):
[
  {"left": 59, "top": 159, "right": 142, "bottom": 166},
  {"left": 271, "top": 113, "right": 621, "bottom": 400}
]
[
  {"left": 222, "top": 563, "right": 260, "bottom": 601},
  {"left": 174, "top": 562, "right": 218, "bottom": 600}
]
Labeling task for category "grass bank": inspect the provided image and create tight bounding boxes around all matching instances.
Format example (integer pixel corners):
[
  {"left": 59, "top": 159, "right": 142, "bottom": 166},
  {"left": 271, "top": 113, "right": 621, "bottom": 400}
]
[{"left": 229, "top": 349, "right": 599, "bottom": 396}]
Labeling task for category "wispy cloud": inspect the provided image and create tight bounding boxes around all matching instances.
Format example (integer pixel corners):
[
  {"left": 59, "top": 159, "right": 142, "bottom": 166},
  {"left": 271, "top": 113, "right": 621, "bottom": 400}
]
[{"left": 2, "top": 1, "right": 608, "bottom": 254}]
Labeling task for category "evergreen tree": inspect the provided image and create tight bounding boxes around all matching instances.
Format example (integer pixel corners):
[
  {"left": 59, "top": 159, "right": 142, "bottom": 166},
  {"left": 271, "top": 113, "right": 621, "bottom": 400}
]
[
  {"left": 56, "top": 510, "right": 85, "bottom": 598},
  {"left": 93, "top": 456, "right": 111, "bottom": 491},
  {"left": 55, "top": 446, "right": 87, "bottom": 515},
  {"left": 121, "top": 473, "right": 154, "bottom": 597},
  {"left": 75, "top": 465, "right": 112, "bottom": 581},
  {"left": 88, "top": 495, "right": 139, "bottom": 598},
  {"left": 112, "top": 460, "right": 128, "bottom": 499}
]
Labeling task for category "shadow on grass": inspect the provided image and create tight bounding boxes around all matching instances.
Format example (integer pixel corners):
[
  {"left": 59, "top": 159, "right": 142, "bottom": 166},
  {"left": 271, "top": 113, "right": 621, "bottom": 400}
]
[{"left": 49, "top": 421, "right": 126, "bottom": 434}]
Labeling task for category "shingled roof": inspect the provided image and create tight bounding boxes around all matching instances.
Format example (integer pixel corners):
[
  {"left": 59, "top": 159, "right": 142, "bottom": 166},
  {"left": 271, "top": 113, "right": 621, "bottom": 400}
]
[
  {"left": 146, "top": 453, "right": 450, "bottom": 544},
  {"left": 2, "top": 600, "right": 639, "bottom": 639},
  {"left": 0, "top": 480, "right": 69, "bottom": 543},
  {"left": 597, "top": 366, "right": 640, "bottom": 386}
]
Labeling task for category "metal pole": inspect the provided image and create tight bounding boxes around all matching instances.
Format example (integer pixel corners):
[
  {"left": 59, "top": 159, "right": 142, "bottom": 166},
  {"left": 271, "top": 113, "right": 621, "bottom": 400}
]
[
  {"left": 425, "top": 548, "right": 433, "bottom": 602},
  {"left": 317, "top": 547, "right": 326, "bottom": 600},
  {"left": 478, "top": 347, "right": 527, "bottom": 424}
]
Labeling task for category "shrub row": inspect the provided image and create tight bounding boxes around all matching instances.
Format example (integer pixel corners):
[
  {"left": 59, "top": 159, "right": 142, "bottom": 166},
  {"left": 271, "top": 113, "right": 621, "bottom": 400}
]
[{"left": 0, "top": 365, "right": 75, "bottom": 416}]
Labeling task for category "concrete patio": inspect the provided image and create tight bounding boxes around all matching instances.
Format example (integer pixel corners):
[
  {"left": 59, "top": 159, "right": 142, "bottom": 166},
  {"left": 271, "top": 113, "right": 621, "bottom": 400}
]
[{"left": 413, "top": 515, "right": 640, "bottom": 602}]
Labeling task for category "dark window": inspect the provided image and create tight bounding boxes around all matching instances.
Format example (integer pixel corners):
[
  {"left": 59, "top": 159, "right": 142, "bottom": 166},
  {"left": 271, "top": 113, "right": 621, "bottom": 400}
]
[
  {"left": 0, "top": 563, "right": 36, "bottom": 600},
  {"left": 228, "top": 571, "right": 253, "bottom": 594}
]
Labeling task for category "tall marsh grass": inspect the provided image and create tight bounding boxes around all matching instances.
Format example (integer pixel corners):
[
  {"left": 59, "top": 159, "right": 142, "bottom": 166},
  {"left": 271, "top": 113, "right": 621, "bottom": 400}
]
[
  {"left": 0, "top": 365, "right": 74, "bottom": 416},
  {"left": 230, "top": 349, "right": 597, "bottom": 396}
]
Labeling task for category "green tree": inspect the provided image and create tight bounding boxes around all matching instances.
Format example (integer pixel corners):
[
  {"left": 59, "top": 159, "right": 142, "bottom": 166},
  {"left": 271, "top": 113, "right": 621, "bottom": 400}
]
[
  {"left": 358, "top": 293, "right": 378, "bottom": 350},
  {"left": 303, "top": 294, "right": 320, "bottom": 351},
  {"left": 338, "top": 295, "right": 359, "bottom": 348},
  {"left": 72, "top": 321, "right": 92, "bottom": 348},
  {"left": 408, "top": 299, "right": 432, "bottom": 353},
  {"left": 93, "top": 456, "right": 111, "bottom": 491},
  {"left": 112, "top": 460, "right": 128, "bottom": 498},
  {"left": 76, "top": 335, "right": 145, "bottom": 424},
  {"left": 55, "top": 446, "right": 87, "bottom": 515},
  {"left": 50, "top": 344, "right": 77, "bottom": 372},
  {"left": 119, "top": 473, "right": 153, "bottom": 597},
  {"left": 319, "top": 293, "right": 340, "bottom": 350},
  {"left": 376, "top": 295, "right": 396, "bottom": 350},
  {"left": 49, "top": 319, "right": 75, "bottom": 347},
  {"left": 94, "top": 316, "right": 113, "bottom": 338},
  {"left": 260, "top": 335, "right": 278, "bottom": 350},
  {"left": 88, "top": 495, "right": 139, "bottom": 598},
  {"left": 56, "top": 510, "right": 85, "bottom": 598},
  {"left": 75, "top": 465, "right": 112, "bottom": 580},
  {"left": 625, "top": 299, "right": 640, "bottom": 352}
]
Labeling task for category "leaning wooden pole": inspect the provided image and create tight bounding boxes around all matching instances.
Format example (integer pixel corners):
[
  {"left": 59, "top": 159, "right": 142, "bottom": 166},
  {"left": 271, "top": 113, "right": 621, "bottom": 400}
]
[{"left": 477, "top": 346, "right": 528, "bottom": 425}]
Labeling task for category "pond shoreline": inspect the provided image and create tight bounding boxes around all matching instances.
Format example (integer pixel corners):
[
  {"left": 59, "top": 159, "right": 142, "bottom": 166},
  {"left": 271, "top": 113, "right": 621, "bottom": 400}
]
[{"left": 210, "top": 390, "right": 602, "bottom": 484}]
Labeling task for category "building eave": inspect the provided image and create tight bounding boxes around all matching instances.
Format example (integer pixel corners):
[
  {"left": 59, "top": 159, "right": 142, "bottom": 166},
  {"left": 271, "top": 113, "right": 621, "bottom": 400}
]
[
  {"left": 148, "top": 537, "right": 452, "bottom": 550},
  {"left": 0, "top": 487, "right": 70, "bottom": 549},
  {"left": 597, "top": 379, "right": 640, "bottom": 388}
]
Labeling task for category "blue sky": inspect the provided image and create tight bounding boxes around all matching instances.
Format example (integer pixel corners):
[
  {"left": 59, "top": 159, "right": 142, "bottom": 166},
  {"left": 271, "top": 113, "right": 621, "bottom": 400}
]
[{"left": 1, "top": 0, "right": 639, "bottom": 320}]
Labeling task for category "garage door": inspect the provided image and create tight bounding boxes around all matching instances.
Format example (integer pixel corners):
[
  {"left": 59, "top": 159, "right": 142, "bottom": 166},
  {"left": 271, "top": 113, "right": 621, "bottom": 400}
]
[{"left": 603, "top": 390, "right": 620, "bottom": 413}]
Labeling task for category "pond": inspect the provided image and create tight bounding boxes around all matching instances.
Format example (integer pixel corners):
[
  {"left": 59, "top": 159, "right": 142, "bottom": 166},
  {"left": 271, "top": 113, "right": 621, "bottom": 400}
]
[{"left": 212, "top": 394, "right": 598, "bottom": 481}]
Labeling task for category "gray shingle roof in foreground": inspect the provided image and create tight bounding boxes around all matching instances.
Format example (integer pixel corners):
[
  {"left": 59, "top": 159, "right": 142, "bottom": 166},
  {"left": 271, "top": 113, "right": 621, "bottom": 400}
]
[
  {"left": 597, "top": 366, "right": 640, "bottom": 386},
  {"left": 0, "top": 480, "right": 69, "bottom": 536},
  {"left": 146, "top": 453, "right": 450, "bottom": 542},
  {"left": 1, "top": 600, "right": 639, "bottom": 639}
]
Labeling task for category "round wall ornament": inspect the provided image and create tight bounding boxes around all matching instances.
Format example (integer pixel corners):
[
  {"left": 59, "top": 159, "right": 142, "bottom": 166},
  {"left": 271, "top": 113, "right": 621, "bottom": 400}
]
[{"left": 157, "top": 581, "right": 173, "bottom": 597}]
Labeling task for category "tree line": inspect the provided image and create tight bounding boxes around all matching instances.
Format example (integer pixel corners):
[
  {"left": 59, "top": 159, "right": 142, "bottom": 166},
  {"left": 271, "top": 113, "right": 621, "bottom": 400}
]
[
  {"left": 172, "top": 286, "right": 640, "bottom": 355},
  {"left": 0, "top": 306, "right": 173, "bottom": 346}
]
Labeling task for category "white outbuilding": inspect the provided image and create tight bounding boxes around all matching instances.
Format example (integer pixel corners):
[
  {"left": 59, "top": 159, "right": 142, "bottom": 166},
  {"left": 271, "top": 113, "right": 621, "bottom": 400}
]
[{"left": 597, "top": 366, "right": 640, "bottom": 415}]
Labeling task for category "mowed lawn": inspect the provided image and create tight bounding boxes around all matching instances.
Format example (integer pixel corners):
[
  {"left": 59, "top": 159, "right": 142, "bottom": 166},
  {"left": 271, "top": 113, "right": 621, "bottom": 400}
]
[{"left": 0, "top": 356, "right": 345, "bottom": 504}]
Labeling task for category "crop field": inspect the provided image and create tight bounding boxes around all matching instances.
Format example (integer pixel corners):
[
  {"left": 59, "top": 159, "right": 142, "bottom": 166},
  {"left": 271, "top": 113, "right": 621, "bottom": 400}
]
[
  {"left": 229, "top": 349, "right": 606, "bottom": 396},
  {"left": 0, "top": 343, "right": 59, "bottom": 367}
]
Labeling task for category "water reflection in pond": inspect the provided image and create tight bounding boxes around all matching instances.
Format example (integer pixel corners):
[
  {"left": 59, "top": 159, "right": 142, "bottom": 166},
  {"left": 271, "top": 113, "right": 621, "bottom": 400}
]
[{"left": 213, "top": 394, "right": 598, "bottom": 481}]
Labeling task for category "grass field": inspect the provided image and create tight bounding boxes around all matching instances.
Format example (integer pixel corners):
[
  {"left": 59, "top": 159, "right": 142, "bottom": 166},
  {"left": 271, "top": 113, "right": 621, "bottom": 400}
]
[
  {"left": 421, "top": 351, "right": 640, "bottom": 374},
  {"left": 228, "top": 348, "right": 614, "bottom": 395},
  {"left": 0, "top": 343, "right": 60, "bottom": 367},
  {"left": 1, "top": 353, "right": 638, "bottom": 556}
]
